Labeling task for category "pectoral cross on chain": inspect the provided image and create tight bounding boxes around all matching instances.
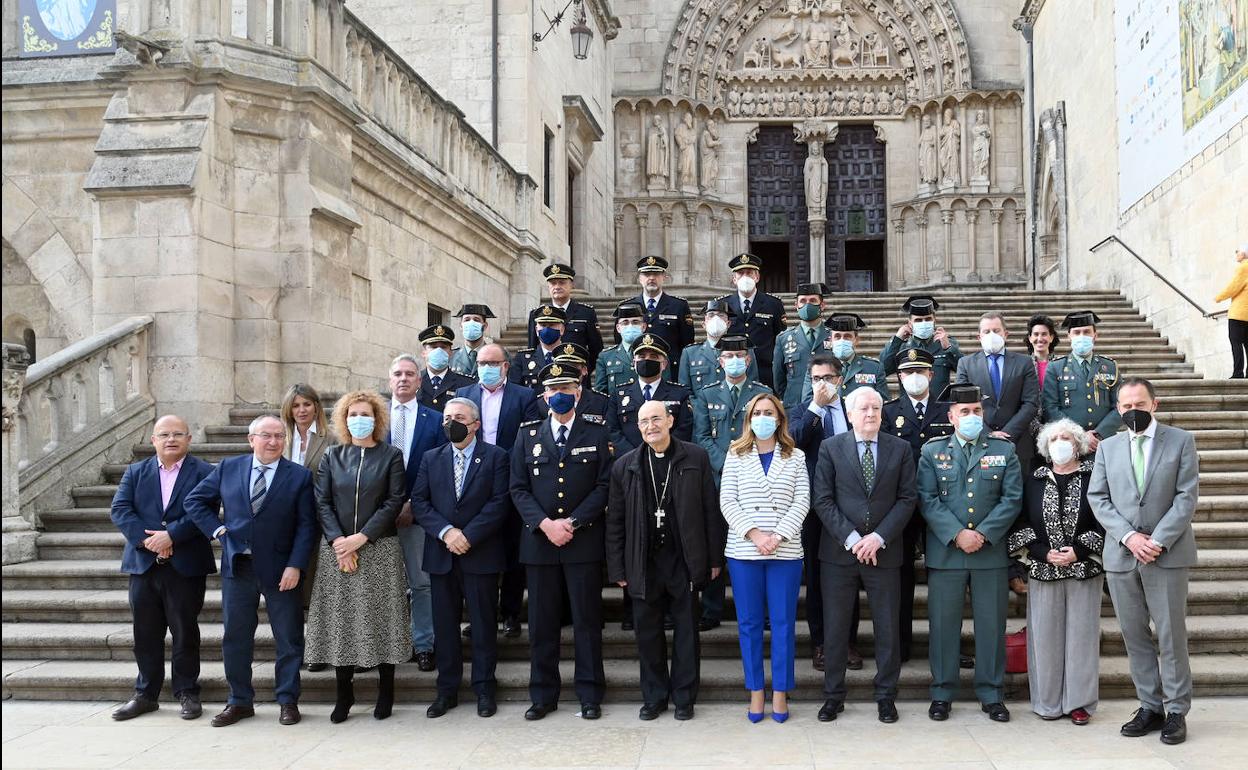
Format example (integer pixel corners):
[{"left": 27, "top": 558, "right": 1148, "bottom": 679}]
[{"left": 654, "top": 507, "right": 666, "bottom": 527}]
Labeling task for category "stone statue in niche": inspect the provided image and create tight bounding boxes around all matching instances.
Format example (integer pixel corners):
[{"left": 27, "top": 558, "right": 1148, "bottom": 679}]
[
  {"left": 618, "top": 131, "right": 642, "bottom": 190},
  {"left": 891, "top": 86, "right": 906, "bottom": 114},
  {"left": 741, "top": 86, "right": 757, "bottom": 116},
  {"left": 801, "top": 90, "right": 817, "bottom": 117},
  {"left": 804, "top": 24, "right": 831, "bottom": 67},
  {"left": 771, "top": 89, "right": 787, "bottom": 116},
  {"left": 939, "top": 107, "right": 961, "bottom": 187},
  {"left": 700, "top": 119, "right": 721, "bottom": 193},
  {"left": 646, "top": 115, "right": 669, "bottom": 190},
  {"left": 918, "top": 113, "right": 939, "bottom": 187},
  {"left": 862, "top": 86, "right": 876, "bottom": 114},
  {"left": 847, "top": 86, "right": 861, "bottom": 115},
  {"left": 727, "top": 88, "right": 742, "bottom": 117},
  {"left": 942, "top": 65, "right": 955, "bottom": 93},
  {"left": 757, "top": 87, "right": 771, "bottom": 117},
  {"left": 675, "top": 111, "right": 698, "bottom": 191},
  {"left": 788, "top": 90, "right": 802, "bottom": 116},
  {"left": 970, "top": 109, "right": 991, "bottom": 190},
  {"left": 831, "top": 85, "right": 846, "bottom": 114},
  {"left": 698, "top": 73, "right": 710, "bottom": 99},
  {"left": 804, "top": 139, "right": 828, "bottom": 216},
  {"left": 816, "top": 89, "right": 830, "bottom": 115}
]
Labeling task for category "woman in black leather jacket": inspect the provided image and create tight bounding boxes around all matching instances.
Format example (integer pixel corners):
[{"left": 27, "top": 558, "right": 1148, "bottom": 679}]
[{"left": 304, "top": 390, "right": 409, "bottom": 723}]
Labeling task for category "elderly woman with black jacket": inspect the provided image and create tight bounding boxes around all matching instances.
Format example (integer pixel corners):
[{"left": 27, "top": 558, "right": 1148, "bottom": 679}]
[
  {"left": 607, "top": 399, "right": 725, "bottom": 721},
  {"left": 305, "top": 390, "right": 410, "bottom": 723},
  {"left": 1008, "top": 417, "right": 1105, "bottom": 725}
]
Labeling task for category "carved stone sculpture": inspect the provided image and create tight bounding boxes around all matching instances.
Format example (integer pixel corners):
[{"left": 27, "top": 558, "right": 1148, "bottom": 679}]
[
  {"left": 675, "top": 111, "right": 698, "bottom": 191},
  {"left": 741, "top": 86, "right": 757, "bottom": 116},
  {"left": 939, "top": 107, "right": 961, "bottom": 187},
  {"left": 971, "top": 109, "right": 991, "bottom": 181},
  {"left": 727, "top": 88, "right": 742, "bottom": 117},
  {"left": 862, "top": 86, "right": 875, "bottom": 114},
  {"left": 646, "top": 115, "right": 669, "bottom": 190},
  {"left": 804, "top": 139, "right": 828, "bottom": 217},
  {"left": 918, "top": 113, "right": 939, "bottom": 187},
  {"left": 700, "top": 119, "right": 721, "bottom": 193}
]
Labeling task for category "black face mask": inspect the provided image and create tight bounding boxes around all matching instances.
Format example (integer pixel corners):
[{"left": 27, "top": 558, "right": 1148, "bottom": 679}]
[
  {"left": 1121, "top": 408, "right": 1153, "bottom": 433},
  {"left": 635, "top": 359, "right": 662, "bottom": 379},
  {"left": 443, "top": 419, "right": 471, "bottom": 443}
]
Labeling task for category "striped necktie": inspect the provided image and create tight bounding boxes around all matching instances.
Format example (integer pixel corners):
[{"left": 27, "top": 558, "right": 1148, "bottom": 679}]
[
  {"left": 454, "top": 450, "right": 466, "bottom": 499},
  {"left": 251, "top": 466, "right": 268, "bottom": 515}
]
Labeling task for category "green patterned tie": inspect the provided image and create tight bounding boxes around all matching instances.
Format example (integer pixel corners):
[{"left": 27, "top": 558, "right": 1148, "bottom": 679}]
[
  {"left": 1132, "top": 435, "right": 1148, "bottom": 493},
  {"left": 806, "top": 327, "right": 816, "bottom": 349},
  {"left": 862, "top": 441, "right": 876, "bottom": 492}
]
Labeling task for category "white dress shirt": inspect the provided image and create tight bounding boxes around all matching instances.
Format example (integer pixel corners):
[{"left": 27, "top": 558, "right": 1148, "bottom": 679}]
[
  {"left": 548, "top": 412, "right": 577, "bottom": 442},
  {"left": 843, "top": 432, "right": 886, "bottom": 550},
  {"left": 391, "top": 397, "right": 418, "bottom": 465},
  {"left": 290, "top": 421, "right": 317, "bottom": 466},
  {"left": 808, "top": 397, "right": 848, "bottom": 435},
  {"left": 480, "top": 383, "right": 505, "bottom": 445}
]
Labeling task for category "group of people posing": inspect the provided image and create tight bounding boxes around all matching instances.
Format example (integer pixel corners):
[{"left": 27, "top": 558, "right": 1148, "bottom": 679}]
[{"left": 108, "top": 253, "right": 1199, "bottom": 746}]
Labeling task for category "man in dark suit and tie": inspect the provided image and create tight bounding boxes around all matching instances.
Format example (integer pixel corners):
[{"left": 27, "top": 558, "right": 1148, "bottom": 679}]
[
  {"left": 721, "top": 253, "right": 787, "bottom": 389},
  {"left": 185, "top": 414, "right": 318, "bottom": 727},
  {"left": 526, "top": 263, "right": 603, "bottom": 371},
  {"left": 109, "top": 415, "right": 215, "bottom": 721},
  {"left": 955, "top": 311, "right": 1040, "bottom": 466},
  {"left": 418, "top": 324, "right": 476, "bottom": 412},
  {"left": 456, "top": 343, "right": 542, "bottom": 637},
  {"left": 630, "top": 256, "right": 695, "bottom": 379},
  {"left": 511, "top": 363, "right": 613, "bottom": 720},
  {"left": 413, "top": 397, "right": 511, "bottom": 719},
  {"left": 813, "top": 388, "right": 917, "bottom": 724},
  {"left": 387, "top": 353, "right": 449, "bottom": 671}
]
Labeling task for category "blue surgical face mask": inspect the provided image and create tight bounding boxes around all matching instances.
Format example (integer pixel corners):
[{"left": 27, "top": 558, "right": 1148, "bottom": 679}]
[
  {"left": 462, "top": 320, "right": 484, "bottom": 342},
  {"left": 547, "top": 391, "right": 576, "bottom": 415},
  {"left": 723, "top": 356, "right": 747, "bottom": 378},
  {"left": 751, "top": 415, "right": 777, "bottom": 440},
  {"left": 912, "top": 320, "right": 935, "bottom": 340},
  {"left": 620, "top": 325, "right": 643, "bottom": 345},
  {"left": 537, "top": 326, "right": 562, "bottom": 346},
  {"left": 797, "top": 303, "right": 821, "bottom": 322},
  {"left": 477, "top": 364, "right": 503, "bottom": 387},
  {"left": 1071, "top": 335, "right": 1095, "bottom": 358},
  {"left": 831, "top": 339, "right": 855, "bottom": 360},
  {"left": 346, "top": 416, "right": 375, "bottom": 439},
  {"left": 426, "top": 348, "right": 450, "bottom": 371},
  {"left": 956, "top": 414, "right": 984, "bottom": 442}
]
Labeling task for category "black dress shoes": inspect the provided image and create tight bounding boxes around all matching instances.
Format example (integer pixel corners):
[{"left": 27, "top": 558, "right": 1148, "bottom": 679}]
[
  {"left": 698, "top": 617, "right": 720, "bottom": 631},
  {"left": 818, "top": 699, "right": 844, "bottom": 722},
  {"left": 981, "top": 702, "right": 1010, "bottom": 722},
  {"left": 638, "top": 702, "right": 668, "bottom": 720},
  {"left": 1120, "top": 707, "right": 1165, "bottom": 737},
  {"left": 112, "top": 696, "right": 158, "bottom": 721},
  {"left": 211, "top": 704, "right": 255, "bottom": 727},
  {"left": 179, "top": 694, "right": 202, "bottom": 720},
  {"left": 502, "top": 616, "right": 521, "bottom": 638},
  {"left": 279, "top": 703, "right": 301, "bottom": 725},
  {"left": 306, "top": 662, "right": 327, "bottom": 672},
  {"left": 877, "top": 699, "right": 899, "bottom": 723},
  {"left": 928, "top": 700, "right": 951, "bottom": 721},
  {"left": 581, "top": 703, "right": 602, "bottom": 720},
  {"left": 477, "top": 695, "right": 497, "bottom": 718},
  {"left": 524, "top": 702, "right": 558, "bottom": 721},
  {"left": 426, "top": 695, "right": 458, "bottom": 718},
  {"left": 1160, "top": 713, "right": 1187, "bottom": 745},
  {"left": 674, "top": 704, "right": 694, "bottom": 721},
  {"left": 959, "top": 654, "right": 975, "bottom": 669},
  {"left": 414, "top": 650, "right": 436, "bottom": 672}
]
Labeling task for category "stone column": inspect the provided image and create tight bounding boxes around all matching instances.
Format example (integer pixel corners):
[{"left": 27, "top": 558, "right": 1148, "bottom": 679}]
[
  {"left": 684, "top": 211, "right": 698, "bottom": 284},
  {"left": 966, "top": 210, "right": 981, "bottom": 282},
  {"left": 2, "top": 343, "right": 36, "bottom": 565},
  {"left": 794, "top": 120, "right": 837, "bottom": 284},
  {"left": 613, "top": 213, "right": 625, "bottom": 274},
  {"left": 1015, "top": 208, "right": 1029, "bottom": 280},
  {"left": 916, "top": 218, "right": 930, "bottom": 285},
  {"left": 660, "top": 211, "right": 674, "bottom": 263},
  {"left": 810, "top": 220, "right": 827, "bottom": 284},
  {"left": 892, "top": 218, "right": 906, "bottom": 288},
  {"left": 709, "top": 215, "right": 723, "bottom": 278},
  {"left": 940, "top": 209, "right": 955, "bottom": 282},
  {"left": 991, "top": 208, "right": 1004, "bottom": 280},
  {"left": 638, "top": 212, "right": 650, "bottom": 256},
  {"left": 731, "top": 220, "right": 744, "bottom": 257}
]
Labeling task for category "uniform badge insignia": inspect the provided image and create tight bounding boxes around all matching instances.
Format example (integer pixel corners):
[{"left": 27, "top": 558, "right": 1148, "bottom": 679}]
[
  {"left": 895, "top": 415, "right": 906, "bottom": 428},
  {"left": 533, "top": 444, "right": 542, "bottom": 457},
  {"left": 528, "top": 360, "right": 536, "bottom": 369},
  {"left": 622, "top": 396, "right": 630, "bottom": 406}
]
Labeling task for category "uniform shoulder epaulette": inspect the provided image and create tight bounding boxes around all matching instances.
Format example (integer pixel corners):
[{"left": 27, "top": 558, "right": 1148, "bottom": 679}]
[
  {"left": 588, "top": 387, "right": 608, "bottom": 397},
  {"left": 669, "top": 293, "right": 688, "bottom": 302},
  {"left": 713, "top": 293, "right": 731, "bottom": 301},
  {"left": 860, "top": 355, "right": 881, "bottom": 362},
  {"left": 614, "top": 379, "right": 637, "bottom": 394},
  {"left": 682, "top": 341, "right": 702, "bottom": 350},
  {"left": 922, "top": 435, "right": 950, "bottom": 446},
  {"left": 701, "top": 381, "right": 723, "bottom": 393},
  {"left": 582, "top": 414, "right": 606, "bottom": 425},
  {"left": 751, "top": 381, "right": 774, "bottom": 393},
  {"left": 1051, "top": 354, "right": 1070, "bottom": 363},
  {"left": 517, "top": 346, "right": 535, "bottom": 354},
  {"left": 883, "top": 396, "right": 902, "bottom": 405},
  {"left": 519, "top": 419, "right": 542, "bottom": 428}
]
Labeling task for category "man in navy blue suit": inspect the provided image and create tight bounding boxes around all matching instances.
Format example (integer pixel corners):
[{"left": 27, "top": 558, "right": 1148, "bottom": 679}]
[
  {"left": 185, "top": 414, "right": 317, "bottom": 727},
  {"left": 413, "top": 397, "right": 510, "bottom": 719},
  {"left": 455, "top": 342, "right": 542, "bottom": 637},
  {"left": 109, "top": 415, "right": 215, "bottom": 721},
  {"left": 387, "top": 353, "right": 449, "bottom": 671}
]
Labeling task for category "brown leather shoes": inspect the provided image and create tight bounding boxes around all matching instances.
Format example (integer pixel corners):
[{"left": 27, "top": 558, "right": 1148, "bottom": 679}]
[
  {"left": 847, "top": 645, "right": 864, "bottom": 671},
  {"left": 210, "top": 704, "right": 255, "bottom": 727},
  {"left": 112, "top": 696, "right": 158, "bottom": 721},
  {"left": 279, "top": 703, "right": 301, "bottom": 725}
]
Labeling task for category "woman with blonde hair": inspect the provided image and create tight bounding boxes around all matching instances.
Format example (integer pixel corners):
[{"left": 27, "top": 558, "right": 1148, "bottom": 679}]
[
  {"left": 719, "top": 392, "right": 809, "bottom": 723},
  {"left": 305, "top": 390, "right": 410, "bottom": 723}
]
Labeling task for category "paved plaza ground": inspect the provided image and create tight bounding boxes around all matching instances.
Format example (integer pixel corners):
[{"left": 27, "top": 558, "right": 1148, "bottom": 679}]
[{"left": 2, "top": 697, "right": 1246, "bottom": 769}]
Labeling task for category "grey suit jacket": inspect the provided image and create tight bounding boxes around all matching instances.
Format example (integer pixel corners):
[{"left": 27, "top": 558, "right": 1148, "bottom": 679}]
[
  {"left": 1087, "top": 422, "right": 1199, "bottom": 572},
  {"left": 811, "top": 431, "right": 917, "bottom": 568},
  {"left": 955, "top": 350, "right": 1038, "bottom": 441}
]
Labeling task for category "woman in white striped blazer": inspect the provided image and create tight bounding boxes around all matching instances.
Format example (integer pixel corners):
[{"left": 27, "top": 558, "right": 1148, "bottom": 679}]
[{"left": 720, "top": 392, "right": 810, "bottom": 723}]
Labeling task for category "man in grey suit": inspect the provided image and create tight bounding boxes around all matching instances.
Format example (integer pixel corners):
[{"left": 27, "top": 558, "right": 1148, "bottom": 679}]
[
  {"left": 955, "top": 311, "right": 1039, "bottom": 465},
  {"left": 812, "top": 387, "right": 917, "bottom": 724},
  {"left": 1088, "top": 377, "right": 1199, "bottom": 746}
]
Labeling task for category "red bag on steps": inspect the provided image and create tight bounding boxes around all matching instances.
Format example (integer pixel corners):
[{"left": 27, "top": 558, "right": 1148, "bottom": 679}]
[{"left": 1006, "top": 627, "right": 1028, "bottom": 673}]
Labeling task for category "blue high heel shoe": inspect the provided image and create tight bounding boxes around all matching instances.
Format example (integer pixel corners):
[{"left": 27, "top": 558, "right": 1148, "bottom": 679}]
[
  {"left": 771, "top": 710, "right": 790, "bottom": 723},
  {"left": 748, "top": 710, "right": 765, "bottom": 723}
]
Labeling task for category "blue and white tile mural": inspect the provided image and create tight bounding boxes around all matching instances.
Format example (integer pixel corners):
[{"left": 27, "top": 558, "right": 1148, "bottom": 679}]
[{"left": 18, "top": 0, "right": 115, "bottom": 57}]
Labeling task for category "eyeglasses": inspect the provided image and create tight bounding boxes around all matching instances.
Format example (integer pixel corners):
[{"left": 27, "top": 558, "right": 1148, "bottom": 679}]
[
  {"left": 637, "top": 416, "right": 668, "bottom": 427},
  {"left": 251, "top": 432, "right": 286, "bottom": 441},
  {"left": 154, "top": 432, "right": 189, "bottom": 440},
  {"left": 811, "top": 375, "right": 841, "bottom": 385}
]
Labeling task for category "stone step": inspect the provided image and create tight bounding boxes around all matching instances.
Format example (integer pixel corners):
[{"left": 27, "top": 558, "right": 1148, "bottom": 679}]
[
  {"left": 1157, "top": 412, "right": 1248, "bottom": 431},
  {"left": 6, "top": 611, "right": 1246, "bottom": 665},
  {"left": 4, "top": 574, "right": 1246, "bottom": 621},
  {"left": 5, "top": 653, "right": 1247, "bottom": 703}
]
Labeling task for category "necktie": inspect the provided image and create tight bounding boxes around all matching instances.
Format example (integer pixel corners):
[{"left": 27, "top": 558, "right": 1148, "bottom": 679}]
[
  {"left": 643, "top": 383, "right": 652, "bottom": 402},
  {"left": 1080, "top": 358, "right": 1091, "bottom": 381},
  {"left": 454, "top": 450, "right": 466, "bottom": 499},
  {"left": 556, "top": 424, "right": 569, "bottom": 457},
  {"left": 431, "top": 375, "right": 442, "bottom": 391},
  {"left": 731, "top": 384, "right": 741, "bottom": 409},
  {"left": 822, "top": 407, "right": 835, "bottom": 437},
  {"left": 544, "top": 350, "right": 552, "bottom": 365},
  {"left": 964, "top": 440, "right": 974, "bottom": 461},
  {"left": 915, "top": 401, "right": 925, "bottom": 422},
  {"left": 861, "top": 442, "right": 876, "bottom": 493},
  {"left": 743, "top": 298, "right": 752, "bottom": 316},
  {"left": 250, "top": 466, "right": 267, "bottom": 515},
  {"left": 394, "top": 404, "right": 409, "bottom": 464},
  {"left": 806, "top": 327, "right": 815, "bottom": 349},
  {"left": 989, "top": 354, "right": 1003, "bottom": 400},
  {"left": 1132, "top": 435, "right": 1148, "bottom": 493},
  {"left": 647, "top": 297, "right": 656, "bottom": 313}
]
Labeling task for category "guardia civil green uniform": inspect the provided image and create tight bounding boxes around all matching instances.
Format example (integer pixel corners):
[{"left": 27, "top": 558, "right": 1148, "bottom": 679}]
[
  {"left": 878, "top": 295, "right": 962, "bottom": 400},
  {"left": 1040, "top": 312, "right": 1122, "bottom": 437},
  {"left": 917, "top": 384, "right": 1024, "bottom": 708},
  {"left": 691, "top": 336, "right": 773, "bottom": 478},
  {"left": 449, "top": 303, "right": 495, "bottom": 376},
  {"left": 678, "top": 299, "right": 758, "bottom": 396},
  {"left": 773, "top": 282, "right": 831, "bottom": 411},
  {"left": 593, "top": 343, "right": 635, "bottom": 395}
]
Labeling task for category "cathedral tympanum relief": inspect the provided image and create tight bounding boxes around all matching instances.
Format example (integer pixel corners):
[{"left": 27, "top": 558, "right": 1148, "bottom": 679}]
[{"left": 614, "top": 0, "right": 1026, "bottom": 290}]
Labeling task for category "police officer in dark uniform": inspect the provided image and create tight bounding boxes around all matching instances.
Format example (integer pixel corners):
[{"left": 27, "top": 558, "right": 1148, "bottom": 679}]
[
  {"left": 512, "top": 306, "right": 568, "bottom": 390},
  {"left": 1041, "top": 310, "right": 1122, "bottom": 449},
  {"left": 628, "top": 256, "right": 696, "bottom": 380},
  {"left": 879, "top": 296, "right": 962, "bottom": 401},
  {"left": 527, "top": 264, "right": 603, "bottom": 372},
  {"left": 882, "top": 348, "right": 954, "bottom": 661},
  {"left": 530, "top": 342, "right": 609, "bottom": 426},
  {"left": 418, "top": 324, "right": 476, "bottom": 412},
  {"left": 607, "top": 333, "right": 694, "bottom": 456},
  {"left": 721, "top": 253, "right": 787, "bottom": 389},
  {"left": 595, "top": 304, "right": 646, "bottom": 395},
  {"left": 510, "top": 362, "right": 613, "bottom": 721}
]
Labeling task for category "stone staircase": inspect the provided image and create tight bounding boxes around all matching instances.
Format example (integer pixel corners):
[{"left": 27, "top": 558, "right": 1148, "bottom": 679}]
[{"left": 4, "top": 289, "right": 1248, "bottom": 704}]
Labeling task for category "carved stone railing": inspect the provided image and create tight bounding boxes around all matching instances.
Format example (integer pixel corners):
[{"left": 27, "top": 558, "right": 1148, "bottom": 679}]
[{"left": 16, "top": 315, "right": 156, "bottom": 522}]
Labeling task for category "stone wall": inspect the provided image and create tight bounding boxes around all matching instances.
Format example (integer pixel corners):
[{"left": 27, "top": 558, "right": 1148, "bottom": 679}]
[{"left": 1028, "top": 0, "right": 1246, "bottom": 377}]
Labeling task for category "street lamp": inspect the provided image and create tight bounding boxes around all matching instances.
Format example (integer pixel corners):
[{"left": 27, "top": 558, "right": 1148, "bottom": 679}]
[{"left": 533, "top": 0, "right": 595, "bottom": 60}]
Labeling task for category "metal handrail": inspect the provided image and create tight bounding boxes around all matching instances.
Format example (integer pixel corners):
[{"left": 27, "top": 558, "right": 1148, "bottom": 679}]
[{"left": 1089, "top": 236, "right": 1229, "bottom": 319}]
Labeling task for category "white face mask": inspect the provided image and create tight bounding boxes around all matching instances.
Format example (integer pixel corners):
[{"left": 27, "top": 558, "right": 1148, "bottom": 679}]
[
  {"left": 736, "top": 276, "right": 756, "bottom": 295},
  {"left": 705, "top": 316, "right": 728, "bottom": 339},
  {"left": 980, "top": 331, "right": 1005, "bottom": 354},
  {"left": 902, "top": 373, "right": 929, "bottom": 397},
  {"left": 1049, "top": 439, "right": 1077, "bottom": 465}
]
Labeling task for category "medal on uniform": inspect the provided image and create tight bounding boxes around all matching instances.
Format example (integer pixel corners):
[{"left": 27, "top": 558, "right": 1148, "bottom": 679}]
[
  {"left": 623, "top": 395, "right": 630, "bottom": 407},
  {"left": 533, "top": 444, "right": 542, "bottom": 457},
  {"left": 528, "top": 360, "right": 535, "bottom": 369},
  {"left": 895, "top": 415, "right": 906, "bottom": 429}
]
